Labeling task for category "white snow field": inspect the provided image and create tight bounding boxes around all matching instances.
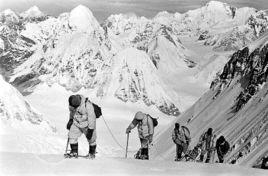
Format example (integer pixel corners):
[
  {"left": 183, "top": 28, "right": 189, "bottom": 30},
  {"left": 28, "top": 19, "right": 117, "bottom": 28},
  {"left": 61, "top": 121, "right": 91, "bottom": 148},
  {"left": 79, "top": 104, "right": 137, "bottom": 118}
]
[{"left": 0, "top": 152, "right": 267, "bottom": 176}]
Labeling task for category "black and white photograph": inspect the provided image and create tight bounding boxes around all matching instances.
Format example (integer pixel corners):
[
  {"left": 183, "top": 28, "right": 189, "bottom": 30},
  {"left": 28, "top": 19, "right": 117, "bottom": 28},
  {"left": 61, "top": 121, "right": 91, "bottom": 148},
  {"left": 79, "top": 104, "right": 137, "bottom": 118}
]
[{"left": 0, "top": 0, "right": 267, "bottom": 175}]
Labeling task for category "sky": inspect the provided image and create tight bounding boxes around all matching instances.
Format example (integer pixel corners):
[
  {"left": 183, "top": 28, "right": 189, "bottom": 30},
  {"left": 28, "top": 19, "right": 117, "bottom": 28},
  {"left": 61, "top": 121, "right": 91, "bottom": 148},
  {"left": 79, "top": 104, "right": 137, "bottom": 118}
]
[{"left": 0, "top": 0, "right": 268, "bottom": 22}]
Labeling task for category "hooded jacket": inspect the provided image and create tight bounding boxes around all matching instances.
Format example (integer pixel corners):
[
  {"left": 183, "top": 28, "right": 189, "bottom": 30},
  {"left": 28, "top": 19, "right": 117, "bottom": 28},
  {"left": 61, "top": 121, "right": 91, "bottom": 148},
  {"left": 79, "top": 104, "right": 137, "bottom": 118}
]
[
  {"left": 69, "top": 95, "right": 96, "bottom": 129},
  {"left": 199, "top": 131, "right": 213, "bottom": 150},
  {"left": 128, "top": 112, "right": 154, "bottom": 139},
  {"left": 172, "top": 127, "right": 187, "bottom": 145}
]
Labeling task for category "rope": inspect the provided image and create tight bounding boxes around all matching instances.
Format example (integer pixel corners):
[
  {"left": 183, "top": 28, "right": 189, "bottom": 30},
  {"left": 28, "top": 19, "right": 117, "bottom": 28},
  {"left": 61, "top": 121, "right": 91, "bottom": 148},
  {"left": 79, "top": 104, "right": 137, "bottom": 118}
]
[{"left": 101, "top": 115, "right": 125, "bottom": 150}]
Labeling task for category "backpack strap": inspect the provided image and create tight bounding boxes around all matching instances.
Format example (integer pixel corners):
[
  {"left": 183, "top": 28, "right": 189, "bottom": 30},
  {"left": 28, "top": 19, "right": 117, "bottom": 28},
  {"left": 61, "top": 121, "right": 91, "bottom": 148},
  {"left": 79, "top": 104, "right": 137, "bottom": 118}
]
[
  {"left": 84, "top": 98, "right": 90, "bottom": 116},
  {"left": 85, "top": 98, "right": 88, "bottom": 109}
]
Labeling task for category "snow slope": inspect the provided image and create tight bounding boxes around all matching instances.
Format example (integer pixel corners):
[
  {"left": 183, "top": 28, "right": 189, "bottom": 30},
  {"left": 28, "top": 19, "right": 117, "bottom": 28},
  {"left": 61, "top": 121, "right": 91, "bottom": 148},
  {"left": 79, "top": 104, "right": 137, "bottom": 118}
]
[
  {"left": 0, "top": 75, "right": 51, "bottom": 130},
  {"left": 0, "top": 152, "right": 267, "bottom": 176},
  {"left": 0, "top": 75, "right": 60, "bottom": 154}
]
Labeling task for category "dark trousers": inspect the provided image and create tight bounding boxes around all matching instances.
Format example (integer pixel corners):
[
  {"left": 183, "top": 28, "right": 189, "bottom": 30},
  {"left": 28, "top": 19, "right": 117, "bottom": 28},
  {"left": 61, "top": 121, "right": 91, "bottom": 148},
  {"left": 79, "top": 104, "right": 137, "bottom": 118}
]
[
  {"left": 205, "top": 150, "right": 212, "bottom": 163},
  {"left": 261, "top": 156, "right": 268, "bottom": 169},
  {"left": 217, "top": 150, "right": 224, "bottom": 163},
  {"left": 139, "top": 138, "right": 149, "bottom": 159},
  {"left": 200, "top": 149, "right": 212, "bottom": 162},
  {"left": 176, "top": 144, "right": 184, "bottom": 159}
]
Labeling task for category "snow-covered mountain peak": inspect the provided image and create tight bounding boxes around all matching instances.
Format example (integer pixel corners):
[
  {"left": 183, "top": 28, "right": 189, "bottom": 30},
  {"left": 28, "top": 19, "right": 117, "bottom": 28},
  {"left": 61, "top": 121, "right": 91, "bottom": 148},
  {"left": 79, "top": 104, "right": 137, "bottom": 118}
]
[
  {"left": 2, "top": 9, "right": 17, "bottom": 16},
  {"left": 20, "top": 6, "right": 44, "bottom": 19},
  {"left": 110, "top": 47, "right": 180, "bottom": 116},
  {"left": 203, "top": 1, "right": 235, "bottom": 20},
  {"left": 154, "top": 11, "right": 173, "bottom": 18},
  {"left": 0, "top": 9, "right": 19, "bottom": 23},
  {"left": 205, "top": 1, "right": 230, "bottom": 9},
  {"left": 106, "top": 13, "right": 144, "bottom": 27},
  {"left": 153, "top": 11, "right": 178, "bottom": 25},
  {"left": 68, "top": 5, "right": 100, "bottom": 33}
]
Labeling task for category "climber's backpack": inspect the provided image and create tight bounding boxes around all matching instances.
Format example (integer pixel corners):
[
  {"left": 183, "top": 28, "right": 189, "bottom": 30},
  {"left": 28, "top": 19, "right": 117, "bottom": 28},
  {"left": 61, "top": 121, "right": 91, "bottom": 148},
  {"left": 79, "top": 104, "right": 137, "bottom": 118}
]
[
  {"left": 181, "top": 126, "right": 191, "bottom": 144},
  {"left": 85, "top": 98, "right": 102, "bottom": 118},
  {"left": 147, "top": 114, "right": 158, "bottom": 127}
]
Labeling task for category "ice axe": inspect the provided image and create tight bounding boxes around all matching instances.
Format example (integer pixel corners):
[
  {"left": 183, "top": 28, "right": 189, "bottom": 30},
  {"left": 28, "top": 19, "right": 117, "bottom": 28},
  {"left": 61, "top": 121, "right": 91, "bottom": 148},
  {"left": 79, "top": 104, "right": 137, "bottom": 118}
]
[
  {"left": 125, "top": 133, "right": 129, "bottom": 158},
  {"left": 65, "top": 138, "right": 70, "bottom": 155}
]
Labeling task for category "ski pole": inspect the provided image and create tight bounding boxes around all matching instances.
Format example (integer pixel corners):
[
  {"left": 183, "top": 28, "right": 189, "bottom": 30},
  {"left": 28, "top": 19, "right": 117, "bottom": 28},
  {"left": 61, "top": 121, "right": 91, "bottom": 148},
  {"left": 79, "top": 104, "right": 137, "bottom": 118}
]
[
  {"left": 125, "top": 133, "right": 129, "bottom": 158},
  {"left": 65, "top": 138, "right": 70, "bottom": 154}
]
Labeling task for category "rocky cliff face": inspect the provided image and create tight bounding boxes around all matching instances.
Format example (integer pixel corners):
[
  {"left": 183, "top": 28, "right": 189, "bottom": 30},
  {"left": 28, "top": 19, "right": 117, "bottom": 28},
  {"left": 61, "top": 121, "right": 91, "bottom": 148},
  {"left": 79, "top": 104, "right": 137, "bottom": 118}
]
[{"left": 211, "top": 35, "right": 268, "bottom": 110}]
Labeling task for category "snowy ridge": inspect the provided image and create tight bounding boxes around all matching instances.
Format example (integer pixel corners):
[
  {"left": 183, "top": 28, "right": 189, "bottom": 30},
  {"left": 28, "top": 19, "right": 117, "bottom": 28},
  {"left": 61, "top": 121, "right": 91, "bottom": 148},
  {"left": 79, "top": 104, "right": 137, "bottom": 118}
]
[{"left": 152, "top": 34, "right": 268, "bottom": 167}]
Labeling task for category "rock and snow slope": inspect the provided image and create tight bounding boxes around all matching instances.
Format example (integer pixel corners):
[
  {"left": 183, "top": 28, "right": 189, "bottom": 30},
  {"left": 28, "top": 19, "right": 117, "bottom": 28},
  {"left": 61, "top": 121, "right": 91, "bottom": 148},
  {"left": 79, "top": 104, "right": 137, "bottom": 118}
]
[
  {"left": 109, "top": 48, "right": 179, "bottom": 115},
  {"left": 152, "top": 33, "right": 268, "bottom": 168}
]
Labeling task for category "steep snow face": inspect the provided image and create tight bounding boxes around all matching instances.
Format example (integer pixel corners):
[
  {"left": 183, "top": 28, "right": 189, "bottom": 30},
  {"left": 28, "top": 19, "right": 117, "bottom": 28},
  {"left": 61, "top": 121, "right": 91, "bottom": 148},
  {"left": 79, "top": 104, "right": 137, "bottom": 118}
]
[
  {"left": 109, "top": 48, "right": 180, "bottom": 115},
  {"left": 234, "top": 7, "right": 257, "bottom": 24},
  {"left": 0, "top": 76, "right": 54, "bottom": 132},
  {"left": 20, "top": 6, "right": 44, "bottom": 19},
  {"left": 69, "top": 5, "right": 101, "bottom": 33},
  {"left": 148, "top": 32, "right": 195, "bottom": 74},
  {"left": 152, "top": 34, "right": 268, "bottom": 168}
]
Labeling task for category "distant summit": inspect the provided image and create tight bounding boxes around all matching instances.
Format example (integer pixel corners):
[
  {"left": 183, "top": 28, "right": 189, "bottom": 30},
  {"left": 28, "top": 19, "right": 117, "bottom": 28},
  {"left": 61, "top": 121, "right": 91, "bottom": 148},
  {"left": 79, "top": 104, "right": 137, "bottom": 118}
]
[
  {"left": 20, "top": 6, "right": 44, "bottom": 19},
  {"left": 69, "top": 5, "right": 100, "bottom": 33}
]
